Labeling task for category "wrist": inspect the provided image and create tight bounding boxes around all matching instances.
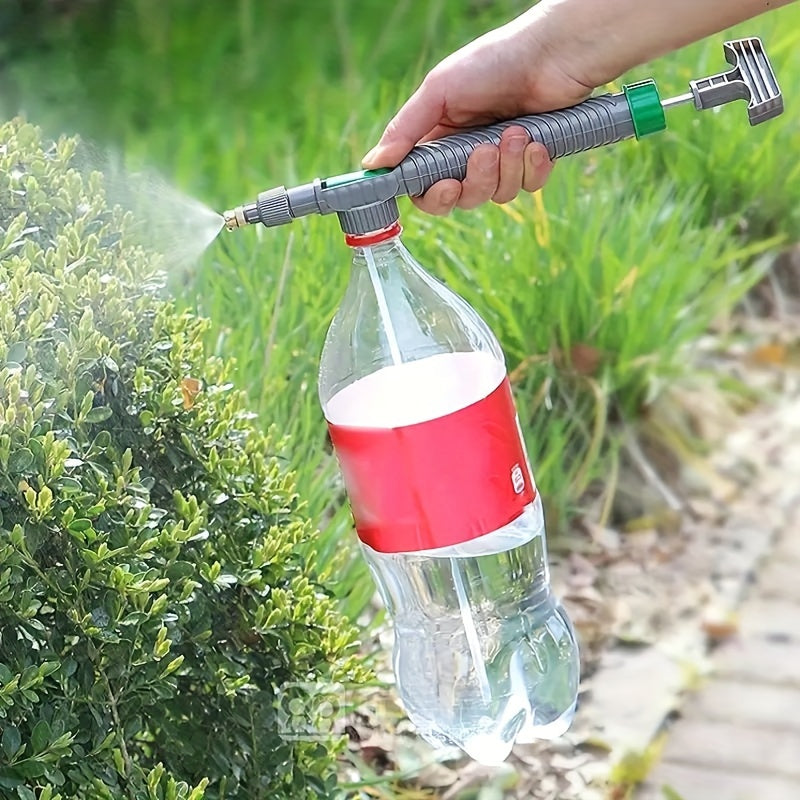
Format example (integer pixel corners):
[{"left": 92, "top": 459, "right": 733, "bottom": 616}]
[
  {"left": 523, "top": 0, "right": 796, "bottom": 92},
  {"left": 518, "top": 0, "right": 634, "bottom": 90},
  {"left": 486, "top": 2, "right": 598, "bottom": 111}
]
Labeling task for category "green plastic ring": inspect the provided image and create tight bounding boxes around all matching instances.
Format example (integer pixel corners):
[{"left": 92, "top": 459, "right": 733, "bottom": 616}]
[{"left": 623, "top": 80, "right": 666, "bottom": 139}]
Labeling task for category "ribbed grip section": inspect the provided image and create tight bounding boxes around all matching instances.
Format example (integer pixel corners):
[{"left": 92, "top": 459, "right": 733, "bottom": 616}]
[
  {"left": 397, "top": 93, "right": 634, "bottom": 197},
  {"left": 256, "top": 186, "right": 293, "bottom": 227}
]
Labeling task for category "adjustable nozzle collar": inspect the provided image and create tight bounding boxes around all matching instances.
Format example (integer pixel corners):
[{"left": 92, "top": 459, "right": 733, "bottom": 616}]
[{"left": 337, "top": 198, "right": 400, "bottom": 236}]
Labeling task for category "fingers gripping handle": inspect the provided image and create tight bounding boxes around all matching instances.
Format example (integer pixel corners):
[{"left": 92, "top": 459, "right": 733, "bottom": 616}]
[{"left": 396, "top": 92, "right": 638, "bottom": 197}]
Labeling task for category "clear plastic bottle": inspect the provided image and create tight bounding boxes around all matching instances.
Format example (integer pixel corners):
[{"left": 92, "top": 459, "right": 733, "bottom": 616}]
[{"left": 318, "top": 219, "right": 579, "bottom": 765}]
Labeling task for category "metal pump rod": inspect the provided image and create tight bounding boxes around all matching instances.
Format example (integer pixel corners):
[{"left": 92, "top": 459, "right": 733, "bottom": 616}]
[{"left": 223, "top": 37, "right": 782, "bottom": 237}]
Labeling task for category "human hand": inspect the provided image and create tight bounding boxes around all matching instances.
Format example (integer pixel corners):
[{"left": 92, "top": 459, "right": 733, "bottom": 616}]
[
  {"left": 361, "top": 7, "right": 595, "bottom": 215},
  {"left": 363, "top": 0, "right": 794, "bottom": 216}
]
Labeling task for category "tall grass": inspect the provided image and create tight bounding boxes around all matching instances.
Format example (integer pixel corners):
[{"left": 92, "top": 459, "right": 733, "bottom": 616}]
[{"left": 3, "top": 0, "right": 799, "bottom": 619}]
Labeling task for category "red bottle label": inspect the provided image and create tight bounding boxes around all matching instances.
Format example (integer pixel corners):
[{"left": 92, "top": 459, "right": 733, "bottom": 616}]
[{"left": 327, "top": 376, "right": 535, "bottom": 553}]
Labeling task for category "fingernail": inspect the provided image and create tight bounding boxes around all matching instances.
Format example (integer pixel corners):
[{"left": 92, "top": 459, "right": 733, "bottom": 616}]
[
  {"left": 479, "top": 149, "right": 499, "bottom": 170},
  {"left": 362, "top": 146, "right": 381, "bottom": 166},
  {"left": 528, "top": 147, "right": 546, "bottom": 169},
  {"left": 508, "top": 136, "right": 527, "bottom": 154},
  {"left": 441, "top": 187, "right": 461, "bottom": 207}
]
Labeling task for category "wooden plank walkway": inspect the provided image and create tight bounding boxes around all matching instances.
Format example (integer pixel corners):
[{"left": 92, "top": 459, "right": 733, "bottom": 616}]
[{"left": 637, "top": 399, "right": 800, "bottom": 800}]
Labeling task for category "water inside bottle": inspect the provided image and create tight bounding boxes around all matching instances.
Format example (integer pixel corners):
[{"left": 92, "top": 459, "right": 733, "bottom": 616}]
[{"left": 361, "top": 496, "right": 578, "bottom": 765}]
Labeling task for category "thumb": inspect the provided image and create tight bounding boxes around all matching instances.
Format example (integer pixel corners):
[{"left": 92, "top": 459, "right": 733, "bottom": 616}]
[{"left": 362, "top": 81, "right": 444, "bottom": 168}]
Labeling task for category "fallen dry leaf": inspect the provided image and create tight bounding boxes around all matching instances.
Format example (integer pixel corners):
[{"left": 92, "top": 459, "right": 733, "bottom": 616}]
[
  {"left": 701, "top": 612, "right": 740, "bottom": 644},
  {"left": 585, "top": 523, "right": 621, "bottom": 553},
  {"left": 416, "top": 761, "right": 458, "bottom": 789},
  {"left": 746, "top": 342, "right": 787, "bottom": 366},
  {"left": 570, "top": 343, "right": 603, "bottom": 376},
  {"left": 357, "top": 732, "right": 395, "bottom": 764},
  {"left": 566, "top": 552, "right": 599, "bottom": 589},
  {"left": 181, "top": 377, "right": 202, "bottom": 409}
]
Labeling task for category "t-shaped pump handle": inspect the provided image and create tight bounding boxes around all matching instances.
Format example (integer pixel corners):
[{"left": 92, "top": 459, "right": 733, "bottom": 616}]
[
  {"left": 223, "top": 37, "right": 783, "bottom": 236},
  {"left": 664, "top": 37, "right": 783, "bottom": 124}
]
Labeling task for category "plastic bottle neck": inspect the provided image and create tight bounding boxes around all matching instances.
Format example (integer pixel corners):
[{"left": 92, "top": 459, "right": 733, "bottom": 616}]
[{"left": 344, "top": 221, "right": 402, "bottom": 249}]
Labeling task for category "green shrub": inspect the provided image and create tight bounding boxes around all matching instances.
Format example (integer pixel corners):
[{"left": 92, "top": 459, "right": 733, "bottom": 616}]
[
  {"left": 0, "top": 118, "right": 366, "bottom": 800},
  {"left": 6, "top": 0, "right": 797, "bottom": 621}
]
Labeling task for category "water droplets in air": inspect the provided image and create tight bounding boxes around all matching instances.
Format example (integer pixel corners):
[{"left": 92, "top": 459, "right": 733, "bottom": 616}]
[{"left": 71, "top": 141, "right": 224, "bottom": 274}]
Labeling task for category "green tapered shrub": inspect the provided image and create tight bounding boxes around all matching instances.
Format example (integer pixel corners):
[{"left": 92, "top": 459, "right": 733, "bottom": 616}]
[{"left": 0, "top": 118, "right": 366, "bottom": 800}]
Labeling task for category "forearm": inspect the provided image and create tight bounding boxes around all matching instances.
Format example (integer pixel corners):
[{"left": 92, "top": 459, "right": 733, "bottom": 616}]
[{"left": 517, "top": 0, "right": 795, "bottom": 87}]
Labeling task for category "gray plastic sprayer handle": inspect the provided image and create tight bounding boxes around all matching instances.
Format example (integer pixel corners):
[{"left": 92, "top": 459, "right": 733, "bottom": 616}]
[
  {"left": 229, "top": 36, "right": 782, "bottom": 231},
  {"left": 396, "top": 93, "right": 634, "bottom": 197},
  {"left": 247, "top": 91, "right": 638, "bottom": 227}
]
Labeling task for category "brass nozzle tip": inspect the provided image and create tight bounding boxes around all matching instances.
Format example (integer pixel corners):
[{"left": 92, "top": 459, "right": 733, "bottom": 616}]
[{"left": 222, "top": 207, "right": 245, "bottom": 231}]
